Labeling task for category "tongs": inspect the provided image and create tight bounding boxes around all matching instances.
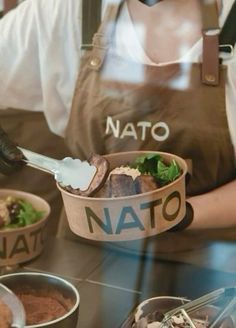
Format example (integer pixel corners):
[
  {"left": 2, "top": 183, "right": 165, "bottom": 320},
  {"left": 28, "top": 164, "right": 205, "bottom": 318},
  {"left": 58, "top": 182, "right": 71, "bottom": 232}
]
[
  {"left": 160, "top": 287, "right": 236, "bottom": 328},
  {"left": 0, "top": 283, "right": 25, "bottom": 328},
  {"left": 18, "top": 147, "right": 97, "bottom": 191}
]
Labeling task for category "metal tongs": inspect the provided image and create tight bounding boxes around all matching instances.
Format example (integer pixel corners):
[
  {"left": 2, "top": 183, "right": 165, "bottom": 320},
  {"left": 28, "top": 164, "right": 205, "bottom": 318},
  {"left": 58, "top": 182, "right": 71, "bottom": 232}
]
[
  {"left": 18, "top": 147, "right": 97, "bottom": 191},
  {"left": 160, "top": 287, "right": 236, "bottom": 328}
]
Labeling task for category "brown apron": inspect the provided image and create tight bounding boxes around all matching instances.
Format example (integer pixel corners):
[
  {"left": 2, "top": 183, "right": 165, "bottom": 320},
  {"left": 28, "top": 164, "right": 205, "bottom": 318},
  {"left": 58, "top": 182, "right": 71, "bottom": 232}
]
[{"left": 58, "top": 1, "right": 236, "bottom": 241}]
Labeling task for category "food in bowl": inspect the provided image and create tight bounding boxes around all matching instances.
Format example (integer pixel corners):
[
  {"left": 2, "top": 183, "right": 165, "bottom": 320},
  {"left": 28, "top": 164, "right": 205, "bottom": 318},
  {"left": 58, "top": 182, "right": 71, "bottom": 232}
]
[
  {"left": 0, "top": 272, "right": 80, "bottom": 328},
  {"left": 57, "top": 151, "right": 187, "bottom": 241},
  {"left": 12, "top": 286, "right": 73, "bottom": 326},
  {"left": 133, "top": 296, "right": 234, "bottom": 328},
  {"left": 0, "top": 189, "right": 50, "bottom": 266},
  {"left": 133, "top": 310, "right": 210, "bottom": 328},
  {"left": 0, "top": 196, "right": 44, "bottom": 230},
  {"left": 64, "top": 153, "right": 182, "bottom": 198},
  {"left": 0, "top": 300, "right": 12, "bottom": 328}
]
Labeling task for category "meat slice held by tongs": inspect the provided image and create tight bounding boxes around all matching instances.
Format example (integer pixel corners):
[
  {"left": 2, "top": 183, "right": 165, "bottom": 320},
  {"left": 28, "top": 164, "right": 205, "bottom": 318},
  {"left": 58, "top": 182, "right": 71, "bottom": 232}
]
[{"left": 160, "top": 287, "right": 236, "bottom": 328}]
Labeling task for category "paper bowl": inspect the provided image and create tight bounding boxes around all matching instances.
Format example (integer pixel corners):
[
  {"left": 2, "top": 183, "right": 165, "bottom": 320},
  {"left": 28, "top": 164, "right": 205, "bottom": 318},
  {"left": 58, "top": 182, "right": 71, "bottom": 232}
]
[
  {"left": 57, "top": 151, "right": 188, "bottom": 242},
  {"left": 0, "top": 272, "right": 80, "bottom": 327},
  {"left": 0, "top": 189, "right": 50, "bottom": 266},
  {"left": 134, "top": 296, "right": 235, "bottom": 328}
]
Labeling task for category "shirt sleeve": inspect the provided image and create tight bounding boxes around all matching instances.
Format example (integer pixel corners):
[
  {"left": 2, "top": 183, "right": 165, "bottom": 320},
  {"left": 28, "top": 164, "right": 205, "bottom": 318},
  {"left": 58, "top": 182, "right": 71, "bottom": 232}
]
[{"left": 0, "top": 0, "right": 82, "bottom": 137}]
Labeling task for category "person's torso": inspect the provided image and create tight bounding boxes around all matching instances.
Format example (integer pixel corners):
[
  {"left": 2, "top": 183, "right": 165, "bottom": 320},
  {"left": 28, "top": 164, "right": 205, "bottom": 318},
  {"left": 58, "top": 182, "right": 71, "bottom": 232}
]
[{"left": 65, "top": 0, "right": 236, "bottom": 196}]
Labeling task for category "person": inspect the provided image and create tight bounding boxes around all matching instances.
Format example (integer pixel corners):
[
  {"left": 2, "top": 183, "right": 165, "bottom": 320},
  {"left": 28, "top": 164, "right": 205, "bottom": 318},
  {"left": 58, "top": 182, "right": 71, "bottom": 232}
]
[{"left": 0, "top": 0, "right": 236, "bottom": 236}]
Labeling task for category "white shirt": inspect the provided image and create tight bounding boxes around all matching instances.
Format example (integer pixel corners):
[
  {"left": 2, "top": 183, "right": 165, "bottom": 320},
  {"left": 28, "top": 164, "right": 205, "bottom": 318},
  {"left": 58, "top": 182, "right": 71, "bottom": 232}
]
[{"left": 0, "top": 0, "right": 236, "bottom": 153}]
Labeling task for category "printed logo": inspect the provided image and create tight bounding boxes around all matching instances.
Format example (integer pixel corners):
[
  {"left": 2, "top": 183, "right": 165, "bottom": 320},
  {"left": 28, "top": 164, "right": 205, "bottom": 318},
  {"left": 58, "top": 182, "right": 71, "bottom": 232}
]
[
  {"left": 0, "top": 226, "right": 45, "bottom": 260},
  {"left": 105, "top": 116, "right": 170, "bottom": 142},
  {"left": 85, "top": 190, "right": 181, "bottom": 235}
]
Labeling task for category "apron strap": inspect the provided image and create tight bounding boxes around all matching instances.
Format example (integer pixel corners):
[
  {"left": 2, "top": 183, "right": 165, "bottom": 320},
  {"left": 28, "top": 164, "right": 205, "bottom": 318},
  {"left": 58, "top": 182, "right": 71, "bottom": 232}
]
[
  {"left": 3, "top": 0, "right": 18, "bottom": 15},
  {"left": 81, "top": 0, "right": 102, "bottom": 50},
  {"left": 200, "top": 0, "right": 220, "bottom": 86},
  {"left": 88, "top": 1, "right": 123, "bottom": 71},
  {"left": 219, "top": 1, "right": 236, "bottom": 52}
]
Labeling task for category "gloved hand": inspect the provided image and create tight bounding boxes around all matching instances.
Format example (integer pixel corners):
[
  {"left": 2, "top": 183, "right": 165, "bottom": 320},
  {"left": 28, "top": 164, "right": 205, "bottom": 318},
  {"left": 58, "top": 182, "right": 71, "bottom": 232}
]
[
  {"left": 168, "top": 201, "right": 194, "bottom": 231},
  {"left": 0, "top": 125, "right": 24, "bottom": 175}
]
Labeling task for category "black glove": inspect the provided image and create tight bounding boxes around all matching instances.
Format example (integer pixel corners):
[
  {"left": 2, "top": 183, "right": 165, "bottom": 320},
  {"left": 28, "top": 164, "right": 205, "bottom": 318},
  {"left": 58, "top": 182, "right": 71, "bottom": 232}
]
[
  {"left": 0, "top": 125, "right": 24, "bottom": 175},
  {"left": 168, "top": 201, "right": 194, "bottom": 232}
]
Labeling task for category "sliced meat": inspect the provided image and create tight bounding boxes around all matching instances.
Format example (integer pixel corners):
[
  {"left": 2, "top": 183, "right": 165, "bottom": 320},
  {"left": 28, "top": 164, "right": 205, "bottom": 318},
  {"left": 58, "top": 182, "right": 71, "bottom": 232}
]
[
  {"left": 109, "top": 174, "right": 136, "bottom": 197},
  {"left": 134, "top": 175, "right": 159, "bottom": 194},
  {"left": 64, "top": 153, "right": 110, "bottom": 197},
  {"left": 93, "top": 181, "right": 110, "bottom": 198}
]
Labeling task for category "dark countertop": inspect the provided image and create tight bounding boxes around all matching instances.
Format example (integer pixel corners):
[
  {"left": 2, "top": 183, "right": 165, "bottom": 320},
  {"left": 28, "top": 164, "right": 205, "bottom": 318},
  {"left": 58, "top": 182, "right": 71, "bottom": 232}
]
[{"left": 21, "top": 231, "right": 236, "bottom": 328}]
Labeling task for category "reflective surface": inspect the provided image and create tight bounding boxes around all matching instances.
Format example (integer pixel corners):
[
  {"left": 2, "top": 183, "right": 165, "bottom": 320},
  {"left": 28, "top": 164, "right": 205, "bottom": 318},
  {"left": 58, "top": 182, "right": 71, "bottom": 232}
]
[{"left": 18, "top": 230, "right": 236, "bottom": 328}]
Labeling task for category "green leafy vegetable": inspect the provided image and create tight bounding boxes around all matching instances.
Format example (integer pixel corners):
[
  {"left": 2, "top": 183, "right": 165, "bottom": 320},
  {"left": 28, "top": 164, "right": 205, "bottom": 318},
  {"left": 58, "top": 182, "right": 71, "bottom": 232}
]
[
  {"left": 17, "top": 200, "right": 44, "bottom": 226},
  {"left": 133, "top": 153, "right": 162, "bottom": 175},
  {"left": 132, "top": 154, "right": 181, "bottom": 186},
  {"left": 4, "top": 199, "right": 44, "bottom": 229}
]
